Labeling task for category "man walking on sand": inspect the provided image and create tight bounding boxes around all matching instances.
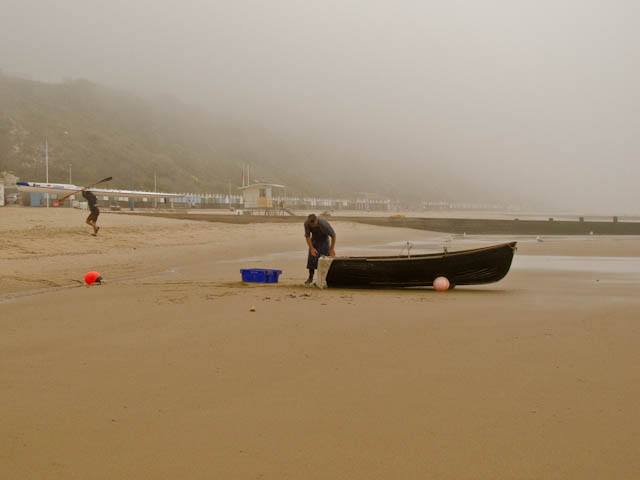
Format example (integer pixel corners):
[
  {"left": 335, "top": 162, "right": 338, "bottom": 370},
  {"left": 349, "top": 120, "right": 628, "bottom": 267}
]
[
  {"left": 304, "top": 213, "right": 336, "bottom": 285},
  {"left": 82, "top": 189, "right": 100, "bottom": 236}
]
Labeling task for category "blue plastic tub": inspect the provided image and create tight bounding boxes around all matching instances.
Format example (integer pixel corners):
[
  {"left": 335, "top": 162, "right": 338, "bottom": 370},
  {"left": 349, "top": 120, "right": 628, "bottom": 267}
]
[{"left": 240, "top": 268, "right": 283, "bottom": 283}]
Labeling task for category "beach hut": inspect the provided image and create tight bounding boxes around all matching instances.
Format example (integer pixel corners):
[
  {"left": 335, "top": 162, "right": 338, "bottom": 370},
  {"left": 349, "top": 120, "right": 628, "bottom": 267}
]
[{"left": 238, "top": 183, "right": 286, "bottom": 214}]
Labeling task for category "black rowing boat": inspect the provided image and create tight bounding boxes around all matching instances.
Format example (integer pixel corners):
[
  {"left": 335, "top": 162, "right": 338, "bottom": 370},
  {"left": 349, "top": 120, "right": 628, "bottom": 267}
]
[{"left": 321, "top": 242, "right": 517, "bottom": 288}]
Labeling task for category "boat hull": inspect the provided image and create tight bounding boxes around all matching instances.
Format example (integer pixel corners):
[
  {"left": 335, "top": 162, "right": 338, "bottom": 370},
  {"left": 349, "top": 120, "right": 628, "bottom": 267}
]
[{"left": 325, "top": 242, "right": 517, "bottom": 288}]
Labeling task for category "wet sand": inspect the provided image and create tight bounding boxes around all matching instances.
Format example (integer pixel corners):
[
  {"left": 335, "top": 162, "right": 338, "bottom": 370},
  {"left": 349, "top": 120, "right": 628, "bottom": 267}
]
[{"left": 2, "top": 206, "right": 640, "bottom": 479}]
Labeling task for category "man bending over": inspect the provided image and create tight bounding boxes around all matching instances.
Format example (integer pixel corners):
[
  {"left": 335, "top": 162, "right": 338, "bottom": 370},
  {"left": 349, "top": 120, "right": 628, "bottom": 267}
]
[{"left": 304, "top": 213, "right": 336, "bottom": 285}]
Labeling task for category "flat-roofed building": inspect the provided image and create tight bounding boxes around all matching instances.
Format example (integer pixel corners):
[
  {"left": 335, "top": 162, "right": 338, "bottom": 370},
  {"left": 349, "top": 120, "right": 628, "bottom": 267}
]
[{"left": 238, "top": 183, "right": 286, "bottom": 214}]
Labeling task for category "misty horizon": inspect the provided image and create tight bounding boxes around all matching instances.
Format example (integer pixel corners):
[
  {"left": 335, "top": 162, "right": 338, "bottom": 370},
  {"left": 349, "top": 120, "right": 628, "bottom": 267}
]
[{"left": 1, "top": 0, "right": 639, "bottom": 214}]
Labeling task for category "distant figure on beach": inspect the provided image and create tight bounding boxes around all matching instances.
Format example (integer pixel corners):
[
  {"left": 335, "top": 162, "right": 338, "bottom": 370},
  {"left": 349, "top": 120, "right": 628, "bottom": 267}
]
[
  {"left": 82, "top": 189, "right": 100, "bottom": 236},
  {"left": 304, "top": 213, "right": 336, "bottom": 285}
]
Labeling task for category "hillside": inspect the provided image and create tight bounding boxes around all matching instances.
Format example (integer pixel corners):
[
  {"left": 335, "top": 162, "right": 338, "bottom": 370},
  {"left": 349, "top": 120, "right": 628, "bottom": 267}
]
[{"left": 0, "top": 74, "right": 386, "bottom": 197}]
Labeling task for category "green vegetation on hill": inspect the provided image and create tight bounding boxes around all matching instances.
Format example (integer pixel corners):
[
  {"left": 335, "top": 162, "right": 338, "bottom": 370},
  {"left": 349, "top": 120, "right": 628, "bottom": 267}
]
[{"left": 0, "top": 73, "right": 378, "bottom": 197}]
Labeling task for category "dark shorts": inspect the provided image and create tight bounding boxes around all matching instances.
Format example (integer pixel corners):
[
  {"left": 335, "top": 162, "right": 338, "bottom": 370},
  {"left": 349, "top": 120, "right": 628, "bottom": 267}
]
[
  {"left": 87, "top": 206, "right": 100, "bottom": 222},
  {"left": 307, "top": 238, "right": 330, "bottom": 270}
]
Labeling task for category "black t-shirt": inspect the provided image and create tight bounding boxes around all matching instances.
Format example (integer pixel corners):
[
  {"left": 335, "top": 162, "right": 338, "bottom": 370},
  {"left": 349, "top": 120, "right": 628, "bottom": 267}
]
[{"left": 82, "top": 190, "right": 98, "bottom": 209}]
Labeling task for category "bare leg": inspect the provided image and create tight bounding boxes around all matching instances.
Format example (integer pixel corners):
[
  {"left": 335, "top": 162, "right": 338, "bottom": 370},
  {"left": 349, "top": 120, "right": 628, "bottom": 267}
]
[{"left": 86, "top": 214, "right": 99, "bottom": 235}]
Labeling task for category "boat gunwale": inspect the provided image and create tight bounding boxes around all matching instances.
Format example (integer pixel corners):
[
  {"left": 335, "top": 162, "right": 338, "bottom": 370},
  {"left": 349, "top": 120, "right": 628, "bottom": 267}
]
[{"left": 330, "top": 242, "right": 517, "bottom": 262}]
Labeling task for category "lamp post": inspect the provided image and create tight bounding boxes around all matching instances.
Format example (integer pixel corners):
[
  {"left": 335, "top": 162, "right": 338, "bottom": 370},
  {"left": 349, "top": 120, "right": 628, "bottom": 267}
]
[
  {"left": 69, "top": 164, "right": 72, "bottom": 184},
  {"left": 45, "top": 140, "right": 49, "bottom": 207}
]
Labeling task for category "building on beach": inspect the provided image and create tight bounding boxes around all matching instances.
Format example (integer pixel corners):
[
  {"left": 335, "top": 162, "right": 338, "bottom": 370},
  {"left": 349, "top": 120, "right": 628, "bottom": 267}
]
[{"left": 238, "top": 183, "right": 288, "bottom": 215}]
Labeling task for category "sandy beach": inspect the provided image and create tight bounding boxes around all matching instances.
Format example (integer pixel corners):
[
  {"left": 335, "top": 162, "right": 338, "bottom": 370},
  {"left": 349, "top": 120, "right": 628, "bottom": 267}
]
[{"left": 2, "top": 206, "right": 640, "bottom": 479}]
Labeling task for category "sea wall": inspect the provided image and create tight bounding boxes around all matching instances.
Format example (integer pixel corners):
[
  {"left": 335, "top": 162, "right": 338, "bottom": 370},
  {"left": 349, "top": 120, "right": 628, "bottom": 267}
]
[
  {"left": 349, "top": 217, "right": 640, "bottom": 235},
  {"left": 129, "top": 212, "right": 640, "bottom": 235}
]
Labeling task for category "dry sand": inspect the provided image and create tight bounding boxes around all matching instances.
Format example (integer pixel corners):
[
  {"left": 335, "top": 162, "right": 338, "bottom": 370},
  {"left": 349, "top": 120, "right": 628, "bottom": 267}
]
[{"left": 1, "top": 206, "right": 640, "bottom": 479}]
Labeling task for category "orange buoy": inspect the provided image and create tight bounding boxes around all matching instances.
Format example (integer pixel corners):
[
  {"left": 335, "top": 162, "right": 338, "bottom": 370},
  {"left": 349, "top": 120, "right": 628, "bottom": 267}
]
[
  {"left": 84, "top": 271, "right": 102, "bottom": 285},
  {"left": 433, "top": 276, "right": 450, "bottom": 291}
]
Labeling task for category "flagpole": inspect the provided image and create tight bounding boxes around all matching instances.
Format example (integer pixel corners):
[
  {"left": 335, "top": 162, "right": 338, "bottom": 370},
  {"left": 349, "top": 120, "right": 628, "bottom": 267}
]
[{"left": 45, "top": 140, "right": 49, "bottom": 208}]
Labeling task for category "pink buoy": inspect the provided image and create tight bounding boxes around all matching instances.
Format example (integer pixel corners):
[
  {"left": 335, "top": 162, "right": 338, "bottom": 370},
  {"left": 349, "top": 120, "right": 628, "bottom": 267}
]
[
  {"left": 433, "top": 276, "right": 450, "bottom": 291},
  {"left": 84, "top": 271, "right": 102, "bottom": 285}
]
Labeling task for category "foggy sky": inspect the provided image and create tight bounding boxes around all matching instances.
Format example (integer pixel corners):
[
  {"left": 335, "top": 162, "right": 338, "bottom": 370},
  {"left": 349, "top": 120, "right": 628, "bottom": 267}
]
[{"left": 1, "top": 0, "right": 639, "bottom": 213}]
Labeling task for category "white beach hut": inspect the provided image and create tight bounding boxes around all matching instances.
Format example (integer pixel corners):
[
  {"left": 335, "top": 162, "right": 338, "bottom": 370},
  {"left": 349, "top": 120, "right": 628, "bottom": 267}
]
[{"left": 238, "top": 183, "right": 286, "bottom": 213}]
